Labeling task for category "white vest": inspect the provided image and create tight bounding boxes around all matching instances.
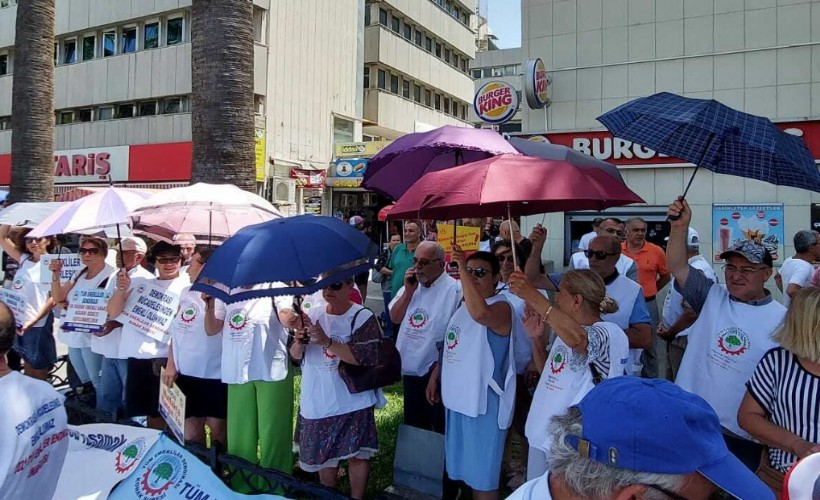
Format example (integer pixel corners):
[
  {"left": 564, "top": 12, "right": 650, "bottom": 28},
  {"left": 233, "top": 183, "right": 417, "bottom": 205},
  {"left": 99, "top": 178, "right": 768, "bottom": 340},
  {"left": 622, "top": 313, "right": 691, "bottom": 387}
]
[
  {"left": 393, "top": 273, "right": 462, "bottom": 376},
  {"left": 441, "top": 295, "right": 516, "bottom": 429},
  {"left": 570, "top": 252, "right": 635, "bottom": 277},
  {"left": 601, "top": 274, "right": 645, "bottom": 375},
  {"left": 525, "top": 322, "right": 629, "bottom": 452},
  {"left": 91, "top": 265, "right": 154, "bottom": 358},
  {"left": 661, "top": 255, "right": 717, "bottom": 337},
  {"left": 170, "top": 288, "right": 222, "bottom": 380},
  {"left": 675, "top": 285, "right": 784, "bottom": 439},
  {"left": 498, "top": 286, "right": 533, "bottom": 374}
]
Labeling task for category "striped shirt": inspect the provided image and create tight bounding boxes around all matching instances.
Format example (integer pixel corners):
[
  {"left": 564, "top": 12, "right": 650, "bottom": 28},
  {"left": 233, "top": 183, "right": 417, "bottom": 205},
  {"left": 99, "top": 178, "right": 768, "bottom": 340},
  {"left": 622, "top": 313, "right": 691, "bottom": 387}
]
[{"left": 747, "top": 347, "right": 820, "bottom": 473}]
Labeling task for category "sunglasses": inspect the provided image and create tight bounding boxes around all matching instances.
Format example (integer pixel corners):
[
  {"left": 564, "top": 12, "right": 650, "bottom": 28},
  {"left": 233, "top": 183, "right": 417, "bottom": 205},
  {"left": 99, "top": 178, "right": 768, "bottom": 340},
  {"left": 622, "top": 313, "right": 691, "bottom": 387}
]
[
  {"left": 24, "top": 237, "right": 43, "bottom": 244},
  {"left": 412, "top": 257, "right": 441, "bottom": 266},
  {"left": 585, "top": 250, "right": 618, "bottom": 260},
  {"left": 495, "top": 254, "right": 515, "bottom": 263},
  {"left": 78, "top": 247, "right": 101, "bottom": 255},
  {"left": 156, "top": 256, "right": 182, "bottom": 264},
  {"left": 325, "top": 282, "right": 345, "bottom": 291},
  {"left": 464, "top": 267, "right": 489, "bottom": 278}
]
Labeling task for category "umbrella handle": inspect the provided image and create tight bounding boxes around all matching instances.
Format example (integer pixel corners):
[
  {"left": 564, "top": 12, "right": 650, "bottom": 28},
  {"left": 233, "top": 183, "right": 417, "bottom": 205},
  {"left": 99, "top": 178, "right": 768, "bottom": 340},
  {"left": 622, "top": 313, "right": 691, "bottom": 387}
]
[{"left": 669, "top": 164, "right": 701, "bottom": 221}]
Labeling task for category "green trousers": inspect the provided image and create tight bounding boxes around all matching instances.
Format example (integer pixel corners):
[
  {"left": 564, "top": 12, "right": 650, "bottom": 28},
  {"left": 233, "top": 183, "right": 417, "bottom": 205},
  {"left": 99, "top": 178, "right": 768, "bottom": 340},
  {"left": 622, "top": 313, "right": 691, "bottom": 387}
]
[{"left": 227, "top": 372, "right": 294, "bottom": 493}]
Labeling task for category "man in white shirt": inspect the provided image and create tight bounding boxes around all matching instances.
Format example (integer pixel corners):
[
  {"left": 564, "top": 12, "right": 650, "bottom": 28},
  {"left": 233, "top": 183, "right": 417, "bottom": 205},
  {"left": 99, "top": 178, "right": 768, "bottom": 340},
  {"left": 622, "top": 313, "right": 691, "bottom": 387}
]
[
  {"left": 567, "top": 218, "right": 639, "bottom": 282},
  {"left": 389, "top": 241, "right": 461, "bottom": 434},
  {"left": 658, "top": 228, "right": 717, "bottom": 380},
  {"left": 667, "top": 197, "right": 786, "bottom": 472},
  {"left": 576, "top": 217, "right": 602, "bottom": 252},
  {"left": 0, "top": 301, "right": 69, "bottom": 500},
  {"left": 774, "top": 229, "right": 820, "bottom": 307}
]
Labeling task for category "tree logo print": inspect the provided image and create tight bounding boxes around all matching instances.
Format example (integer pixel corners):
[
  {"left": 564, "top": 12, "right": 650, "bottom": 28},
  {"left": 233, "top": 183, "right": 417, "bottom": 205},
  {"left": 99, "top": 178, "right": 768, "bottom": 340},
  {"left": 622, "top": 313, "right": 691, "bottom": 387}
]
[
  {"left": 138, "top": 449, "right": 187, "bottom": 498},
  {"left": 550, "top": 345, "right": 569, "bottom": 375},
  {"left": 115, "top": 437, "right": 147, "bottom": 474},
  {"left": 446, "top": 326, "right": 460, "bottom": 350},
  {"left": 12, "top": 278, "right": 22, "bottom": 290},
  {"left": 407, "top": 308, "right": 429, "bottom": 329},
  {"left": 717, "top": 327, "right": 750, "bottom": 356},
  {"left": 179, "top": 304, "right": 197, "bottom": 325},
  {"left": 227, "top": 309, "right": 247, "bottom": 331}
]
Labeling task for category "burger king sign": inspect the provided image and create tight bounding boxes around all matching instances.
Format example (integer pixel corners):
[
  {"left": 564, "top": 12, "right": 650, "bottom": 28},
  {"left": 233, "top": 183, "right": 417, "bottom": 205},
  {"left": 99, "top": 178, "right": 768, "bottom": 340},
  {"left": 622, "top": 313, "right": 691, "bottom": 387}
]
[
  {"left": 524, "top": 58, "right": 550, "bottom": 109},
  {"left": 474, "top": 81, "right": 519, "bottom": 124}
]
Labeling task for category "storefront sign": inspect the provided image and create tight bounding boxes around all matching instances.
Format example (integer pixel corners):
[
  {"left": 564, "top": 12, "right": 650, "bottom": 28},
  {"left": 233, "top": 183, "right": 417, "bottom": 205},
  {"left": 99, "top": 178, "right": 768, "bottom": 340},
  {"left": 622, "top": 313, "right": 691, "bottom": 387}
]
[
  {"left": 39, "top": 254, "right": 82, "bottom": 284},
  {"left": 53, "top": 146, "right": 129, "bottom": 184},
  {"left": 334, "top": 140, "right": 392, "bottom": 158},
  {"left": 474, "top": 81, "right": 519, "bottom": 124},
  {"left": 0, "top": 288, "right": 25, "bottom": 329},
  {"left": 334, "top": 158, "right": 367, "bottom": 177},
  {"left": 290, "top": 168, "right": 326, "bottom": 188},
  {"left": 303, "top": 190, "right": 323, "bottom": 215},
  {"left": 325, "top": 177, "right": 363, "bottom": 188},
  {"left": 122, "top": 283, "right": 181, "bottom": 344},
  {"left": 255, "top": 129, "right": 267, "bottom": 182},
  {"left": 812, "top": 203, "right": 820, "bottom": 232},
  {"left": 712, "top": 204, "right": 784, "bottom": 263},
  {"left": 524, "top": 58, "right": 550, "bottom": 109},
  {"left": 514, "top": 120, "right": 820, "bottom": 167},
  {"left": 158, "top": 368, "right": 186, "bottom": 444},
  {"left": 62, "top": 289, "right": 113, "bottom": 334}
]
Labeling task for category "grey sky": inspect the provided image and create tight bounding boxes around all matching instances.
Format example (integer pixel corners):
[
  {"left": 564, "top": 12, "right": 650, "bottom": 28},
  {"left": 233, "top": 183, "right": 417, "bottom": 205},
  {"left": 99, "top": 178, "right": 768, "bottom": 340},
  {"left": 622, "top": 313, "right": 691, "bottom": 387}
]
[{"left": 487, "top": 0, "right": 522, "bottom": 49}]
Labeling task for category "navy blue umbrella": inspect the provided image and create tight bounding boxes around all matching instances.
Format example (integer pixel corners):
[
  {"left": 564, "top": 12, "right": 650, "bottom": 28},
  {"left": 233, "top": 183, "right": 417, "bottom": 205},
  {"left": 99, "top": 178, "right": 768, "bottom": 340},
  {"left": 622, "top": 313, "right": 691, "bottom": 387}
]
[
  {"left": 191, "top": 215, "right": 379, "bottom": 304},
  {"left": 598, "top": 92, "right": 820, "bottom": 196}
]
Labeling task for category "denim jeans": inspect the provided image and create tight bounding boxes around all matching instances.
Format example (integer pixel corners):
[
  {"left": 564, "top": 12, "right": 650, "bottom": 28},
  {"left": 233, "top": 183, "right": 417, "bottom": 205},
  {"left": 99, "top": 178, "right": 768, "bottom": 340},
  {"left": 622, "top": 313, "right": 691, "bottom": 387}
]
[
  {"left": 98, "top": 357, "right": 129, "bottom": 416},
  {"left": 381, "top": 290, "right": 394, "bottom": 337},
  {"left": 68, "top": 347, "right": 103, "bottom": 391}
]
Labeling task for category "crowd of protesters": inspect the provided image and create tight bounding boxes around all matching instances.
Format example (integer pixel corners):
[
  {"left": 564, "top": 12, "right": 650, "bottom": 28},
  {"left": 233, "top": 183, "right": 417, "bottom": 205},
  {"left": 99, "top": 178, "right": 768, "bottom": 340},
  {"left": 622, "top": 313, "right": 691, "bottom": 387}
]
[{"left": 2, "top": 194, "right": 820, "bottom": 499}]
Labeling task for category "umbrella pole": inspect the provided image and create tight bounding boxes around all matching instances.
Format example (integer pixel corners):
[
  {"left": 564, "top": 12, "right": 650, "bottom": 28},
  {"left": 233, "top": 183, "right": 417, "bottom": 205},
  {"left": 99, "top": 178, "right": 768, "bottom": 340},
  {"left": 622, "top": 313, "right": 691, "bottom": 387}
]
[
  {"left": 507, "top": 202, "right": 518, "bottom": 271},
  {"left": 680, "top": 131, "right": 716, "bottom": 199},
  {"left": 115, "top": 223, "right": 124, "bottom": 270},
  {"left": 208, "top": 211, "right": 213, "bottom": 248}
]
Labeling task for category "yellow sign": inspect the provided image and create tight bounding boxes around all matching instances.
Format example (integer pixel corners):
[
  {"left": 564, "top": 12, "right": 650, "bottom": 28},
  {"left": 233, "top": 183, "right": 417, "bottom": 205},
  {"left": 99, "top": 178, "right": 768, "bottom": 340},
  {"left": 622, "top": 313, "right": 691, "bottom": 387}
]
[
  {"left": 437, "top": 225, "right": 481, "bottom": 253},
  {"left": 254, "top": 129, "right": 266, "bottom": 182},
  {"left": 334, "top": 140, "right": 392, "bottom": 158},
  {"left": 328, "top": 178, "right": 363, "bottom": 188}
]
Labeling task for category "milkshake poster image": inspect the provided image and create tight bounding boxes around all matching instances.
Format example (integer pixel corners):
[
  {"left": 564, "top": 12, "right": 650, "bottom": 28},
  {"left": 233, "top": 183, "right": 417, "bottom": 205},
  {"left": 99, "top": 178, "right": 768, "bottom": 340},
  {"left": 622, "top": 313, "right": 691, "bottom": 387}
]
[{"left": 712, "top": 204, "right": 784, "bottom": 263}]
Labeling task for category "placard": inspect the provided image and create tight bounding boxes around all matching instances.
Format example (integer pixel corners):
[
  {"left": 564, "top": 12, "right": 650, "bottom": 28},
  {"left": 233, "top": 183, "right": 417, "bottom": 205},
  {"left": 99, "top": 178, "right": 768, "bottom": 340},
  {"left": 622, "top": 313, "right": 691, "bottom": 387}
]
[
  {"left": 437, "top": 225, "right": 481, "bottom": 253},
  {"left": 158, "top": 368, "right": 186, "bottom": 444},
  {"left": 0, "top": 288, "right": 25, "bottom": 328},
  {"left": 40, "top": 254, "right": 83, "bottom": 284},
  {"left": 712, "top": 204, "right": 785, "bottom": 263},
  {"left": 122, "top": 283, "right": 181, "bottom": 344},
  {"left": 62, "top": 289, "right": 113, "bottom": 334}
]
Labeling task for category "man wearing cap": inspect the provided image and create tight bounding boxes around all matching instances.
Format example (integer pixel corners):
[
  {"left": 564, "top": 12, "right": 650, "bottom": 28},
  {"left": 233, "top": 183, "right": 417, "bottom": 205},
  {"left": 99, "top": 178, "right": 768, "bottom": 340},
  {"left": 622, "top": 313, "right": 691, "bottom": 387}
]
[
  {"left": 93, "top": 236, "right": 154, "bottom": 416},
  {"left": 174, "top": 233, "right": 197, "bottom": 267},
  {"left": 576, "top": 217, "right": 602, "bottom": 252},
  {"left": 667, "top": 198, "right": 786, "bottom": 471},
  {"left": 568, "top": 218, "right": 639, "bottom": 282},
  {"left": 507, "top": 377, "right": 774, "bottom": 499},
  {"left": 774, "top": 229, "right": 820, "bottom": 308},
  {"left": 658, "top": 228, "right": 717, "bottom": 380}
]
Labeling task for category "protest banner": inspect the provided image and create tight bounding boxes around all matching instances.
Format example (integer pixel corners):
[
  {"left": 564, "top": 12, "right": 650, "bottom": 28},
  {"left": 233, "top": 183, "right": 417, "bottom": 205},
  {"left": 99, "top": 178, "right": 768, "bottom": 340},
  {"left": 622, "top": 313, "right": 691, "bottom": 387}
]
[
  {"left": 53, "top": 424, "right": 161, "bottom": 500},
  {"left": 159, "top": 368, "right": 186, "bottom": 444},
  {"left": 62, "top": 289, "right": 112, "bottom": 334},
  {"left": 39, "top": 254, "right": 82, "bottom": 284},
  {"left": 437, "top": 225, "right": 481, "bottom": 253},
  {"left": 122, "top": 283, "right": 181, "bottom": 344},
  {"left": 0, "top": 288, "right": 25, "bottom": 328}
]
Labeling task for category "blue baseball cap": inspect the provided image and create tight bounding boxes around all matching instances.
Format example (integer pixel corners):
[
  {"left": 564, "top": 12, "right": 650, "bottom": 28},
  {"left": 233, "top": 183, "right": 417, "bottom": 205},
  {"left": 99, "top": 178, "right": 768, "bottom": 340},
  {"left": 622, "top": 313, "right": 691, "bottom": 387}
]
[{"left": 565, "top": 377, "right": 774, "bottom": 500}]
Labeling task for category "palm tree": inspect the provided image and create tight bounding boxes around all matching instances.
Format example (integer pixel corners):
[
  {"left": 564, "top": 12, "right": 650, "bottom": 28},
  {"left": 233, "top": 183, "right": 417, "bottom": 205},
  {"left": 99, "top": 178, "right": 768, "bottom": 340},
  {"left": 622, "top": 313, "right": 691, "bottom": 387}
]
[
  {"left": 190, "top": 0, "right": 256, "bottom": 193},
  {"left": 9, "top": 0, "right": 56, "bottom": 203}
]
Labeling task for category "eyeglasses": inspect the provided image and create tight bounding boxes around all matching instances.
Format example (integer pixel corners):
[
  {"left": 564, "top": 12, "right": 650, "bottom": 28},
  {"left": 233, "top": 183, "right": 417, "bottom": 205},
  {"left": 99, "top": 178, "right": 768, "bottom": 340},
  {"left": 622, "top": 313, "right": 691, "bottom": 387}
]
[
  {"left": 325, "top": 282, "right": 345, "bottom": 291},
  {"left": 464, "top": 267, "right": 489, "bottom": 278},
  {"left": 78, "top": 247, "right": 100, "bottom": 255},
  {"left": 585, "top": 250, "right": 618, "bottom": 260},
  {"left": 495, "top": 254, "right": 515, "bottom": 263},
  {"left": 156, "top": 256, "right": 182, "bottom": 264},
  {"left": 412, "top": 257, "right": 441, "bottom": 267},
  {"left": 722, "top": 264, "right": 766, "bottom": 276},
  {"left": 642, "top": 484, "right": 689, "bottom": 500}
]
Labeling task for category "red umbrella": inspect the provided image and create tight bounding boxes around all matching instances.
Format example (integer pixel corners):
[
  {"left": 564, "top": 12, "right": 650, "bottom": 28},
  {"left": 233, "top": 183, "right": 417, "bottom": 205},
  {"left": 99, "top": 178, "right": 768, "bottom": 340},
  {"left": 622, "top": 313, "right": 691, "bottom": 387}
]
[
  {"left": 388, "top": 154, "right": 644, "bottom": 221},
  {"left": 377, "top": 204, "right": 394, "bottom": 222}
]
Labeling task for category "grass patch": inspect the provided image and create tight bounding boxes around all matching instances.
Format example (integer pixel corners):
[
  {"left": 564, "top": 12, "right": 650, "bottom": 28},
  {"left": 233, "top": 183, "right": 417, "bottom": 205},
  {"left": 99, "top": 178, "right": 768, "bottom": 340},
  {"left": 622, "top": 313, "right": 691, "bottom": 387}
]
[{"left": 293, "top": 373, "right": 404, "bottom": 499}]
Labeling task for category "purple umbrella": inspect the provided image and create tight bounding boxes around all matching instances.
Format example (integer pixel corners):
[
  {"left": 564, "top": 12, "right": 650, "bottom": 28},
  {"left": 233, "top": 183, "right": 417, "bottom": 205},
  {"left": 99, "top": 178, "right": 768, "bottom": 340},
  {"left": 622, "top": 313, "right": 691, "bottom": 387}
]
[{"left": 362, "top": 125, "right": 520, "bottom": 200}]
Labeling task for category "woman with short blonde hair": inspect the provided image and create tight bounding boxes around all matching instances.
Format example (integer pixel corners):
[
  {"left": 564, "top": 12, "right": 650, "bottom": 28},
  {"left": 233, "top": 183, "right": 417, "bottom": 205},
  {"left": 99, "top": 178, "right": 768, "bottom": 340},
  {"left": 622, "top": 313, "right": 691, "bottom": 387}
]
[{"left": 738, "top": 287, "right": 820, "bottom": 494}]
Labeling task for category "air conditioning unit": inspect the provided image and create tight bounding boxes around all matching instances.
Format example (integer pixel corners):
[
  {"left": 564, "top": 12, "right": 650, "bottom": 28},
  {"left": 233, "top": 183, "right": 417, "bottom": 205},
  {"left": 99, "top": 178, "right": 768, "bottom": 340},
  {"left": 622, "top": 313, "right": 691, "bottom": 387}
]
[
  {"left": 491, "top": 68, "right": 503, "bottom": 77},
  {"left": 273, "top": 178, "right": 296, "bottom": 205},
  {"left": 340, "top": 194, "right": 358, "bottom": 208},
  {"left": 480, "top": 124, "right": 499, "bottom": 131}
]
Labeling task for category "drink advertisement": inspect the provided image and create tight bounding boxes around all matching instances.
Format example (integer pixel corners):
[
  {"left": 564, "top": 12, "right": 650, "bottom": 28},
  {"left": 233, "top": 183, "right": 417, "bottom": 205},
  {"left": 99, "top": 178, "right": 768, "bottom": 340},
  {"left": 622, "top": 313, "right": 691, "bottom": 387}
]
[{"left": 712, "top": 204, "right": 784, "bottom": 263}]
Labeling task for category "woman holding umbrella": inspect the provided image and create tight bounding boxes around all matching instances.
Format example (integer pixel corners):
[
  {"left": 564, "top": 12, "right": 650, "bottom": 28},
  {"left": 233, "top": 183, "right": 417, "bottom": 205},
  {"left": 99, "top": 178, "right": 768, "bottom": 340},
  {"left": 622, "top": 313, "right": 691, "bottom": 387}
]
[{"left": 0, "top": 225, "right": 58, "bottom": 380}]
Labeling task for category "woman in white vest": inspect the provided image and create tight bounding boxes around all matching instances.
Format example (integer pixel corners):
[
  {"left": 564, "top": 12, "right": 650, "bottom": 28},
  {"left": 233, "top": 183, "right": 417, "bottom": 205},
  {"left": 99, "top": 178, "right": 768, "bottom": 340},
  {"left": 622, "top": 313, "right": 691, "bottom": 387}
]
[
  {"left": 163, "top": 246, "right": 227, "bottom": 447},
  {"left": 509, "top": 269, "right": 629, "bottom": 480},
  {"left": 290, "top": 276, "right": 383, "bottom": 500},
  {"left": 435, "top": 248, "right": 515, "bottom": 500}
]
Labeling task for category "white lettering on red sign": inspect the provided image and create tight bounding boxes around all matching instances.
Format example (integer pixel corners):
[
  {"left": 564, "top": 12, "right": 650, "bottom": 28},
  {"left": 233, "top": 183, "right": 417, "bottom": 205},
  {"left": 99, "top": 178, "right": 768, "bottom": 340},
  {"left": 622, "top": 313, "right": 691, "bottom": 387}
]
[{"left": 572, "top": 137, "right": 661, "bottom": 161}]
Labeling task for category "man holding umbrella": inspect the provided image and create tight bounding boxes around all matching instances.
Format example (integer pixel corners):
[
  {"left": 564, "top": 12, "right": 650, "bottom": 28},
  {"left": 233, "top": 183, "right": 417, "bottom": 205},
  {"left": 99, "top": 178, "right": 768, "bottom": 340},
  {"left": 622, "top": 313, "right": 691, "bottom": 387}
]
[{"left": 667, "top": 197, "right": 786, "bottom": 471}]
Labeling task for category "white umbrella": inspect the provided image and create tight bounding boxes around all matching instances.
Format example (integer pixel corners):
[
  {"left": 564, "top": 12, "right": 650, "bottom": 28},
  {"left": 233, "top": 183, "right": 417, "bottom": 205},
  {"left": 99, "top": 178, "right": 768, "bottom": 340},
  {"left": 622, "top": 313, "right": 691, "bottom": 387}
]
[{"left": 0, "top": 202, "right": 69, "bottom": 228}]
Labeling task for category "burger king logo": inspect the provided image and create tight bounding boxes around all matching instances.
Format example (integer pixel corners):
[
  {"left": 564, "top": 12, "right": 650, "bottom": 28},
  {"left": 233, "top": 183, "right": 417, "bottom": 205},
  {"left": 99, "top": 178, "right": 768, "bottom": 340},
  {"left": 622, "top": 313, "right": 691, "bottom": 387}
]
[
  {"left": 474, "top": 81, "right": 519, "bottom": 124},
  {"left": 524, "top": 58, "right": 550, "bottom": 109}
]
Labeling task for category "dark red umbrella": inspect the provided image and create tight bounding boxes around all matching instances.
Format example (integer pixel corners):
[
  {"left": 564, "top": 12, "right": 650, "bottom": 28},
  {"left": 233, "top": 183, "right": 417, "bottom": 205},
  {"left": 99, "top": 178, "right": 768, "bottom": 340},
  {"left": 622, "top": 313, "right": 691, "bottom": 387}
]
[
  {"left": 388, "top": 154, "right": 644, "bottom": 221},
  {"left": 377, "top": 204, "right": 394, "bottom": 222}
]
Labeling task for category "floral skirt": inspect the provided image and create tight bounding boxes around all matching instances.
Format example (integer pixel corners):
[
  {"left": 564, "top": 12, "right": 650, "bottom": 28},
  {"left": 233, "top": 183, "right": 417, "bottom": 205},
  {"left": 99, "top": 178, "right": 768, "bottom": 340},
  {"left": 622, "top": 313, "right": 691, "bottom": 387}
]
[{"left": 294, "top": 406, "right": 378, "bottom": 472}]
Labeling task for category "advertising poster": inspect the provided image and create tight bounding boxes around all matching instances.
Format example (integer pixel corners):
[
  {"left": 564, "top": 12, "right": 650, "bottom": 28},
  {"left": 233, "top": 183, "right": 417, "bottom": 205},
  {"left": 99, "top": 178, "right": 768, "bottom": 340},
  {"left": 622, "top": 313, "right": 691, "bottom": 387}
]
[
  {"left": 712, "top": 204, "right": 784, "bottom": 263},
  {"left": 0, "top": 288, "right": 25, "bottom": 329},
  {"left": 158, "top": 368, "right": 186, "bottom": 444},
  {"left": 122, "top": 283, "right": 181, "bottom": 344},
  {"left": 39, "top": 254, "right": 82, "bottom": 284},
  {"left": 438, "top": 225, "right": 481, "bottom": 279},
  {"left": 62, "top": 289, "right": 113, "bottom": 334}
]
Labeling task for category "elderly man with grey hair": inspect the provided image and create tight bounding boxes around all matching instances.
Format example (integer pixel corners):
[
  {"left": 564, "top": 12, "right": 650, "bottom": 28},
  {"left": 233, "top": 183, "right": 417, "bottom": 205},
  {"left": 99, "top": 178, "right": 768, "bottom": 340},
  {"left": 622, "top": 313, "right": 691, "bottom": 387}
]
[
  {"left": 507, "top": 377, "right": 774, "bottom": 500},
  {"left": 774, "top": 229, "right": 820, "bottom": 307}
]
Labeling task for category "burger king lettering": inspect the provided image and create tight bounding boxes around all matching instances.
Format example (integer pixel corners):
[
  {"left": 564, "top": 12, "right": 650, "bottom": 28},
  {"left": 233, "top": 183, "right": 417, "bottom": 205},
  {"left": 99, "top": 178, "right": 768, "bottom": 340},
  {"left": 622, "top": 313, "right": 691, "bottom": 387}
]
[
  {"left": 474, "top": 81, "right": 519, "bottom": 124},
  {"left": 524, "top": 58, "right": 550, "bottom": 109}
]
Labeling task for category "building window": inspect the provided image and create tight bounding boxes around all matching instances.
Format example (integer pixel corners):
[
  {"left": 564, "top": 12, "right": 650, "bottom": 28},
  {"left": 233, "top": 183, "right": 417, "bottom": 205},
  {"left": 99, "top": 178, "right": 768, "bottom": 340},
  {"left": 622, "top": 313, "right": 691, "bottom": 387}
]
[
  {"left": 252, "top": 7, "right": 264, "bottom": 43},
  {"left": 103, "top": 31, "right": 116, "bottom": 57},
  {"left": 403, "top": 24, "right": 411, "bottom": 40},
  {"left": 62, "top": 38, "right": 77, "bottom": 64},
  {"left": 377, "top": 69, "right": 386, "bottom": 89},
  {"left": 425, "top": 36, "right": 432, "bottom": 52},
  {"left": 162, "top": 97, "right": 183, "bottom": 114},
  {"left": 462, "top": 12, "right": 469, "bottom": 24},
  {"left": 414, "top": 30, "right": 422, "bottom": 46},
  {"left": 138, "top": 101, "right": 157, "bottom": 116},
  {"left": 253, "top": 94, "right": 265, "bottom": 115},
  {"left": 116, "top": 103, "right": 135, "bottom": 119},
  {"left": 472, "top": 69, "right": 481, "bottom": 79},
  {"left": 435, "top": 43, "right": 442, "bottom": 58},
  {"left": 379, "top": 8, "right": 388, "bottom": 26},
  {"left": 516, "top": 90, "right": 522, "bottom": 103},
  {"left": 144, "top": 22, "right": 159, "bottom": 49},
  {"left": 82, "top": 35, "right": 95, "bottom": 60},
  {"left": 402, "top": 79, "right": 410, "bottom": 99},
  {"left": 482, "top": 68, "right": 492, "bottom": 78},
  {"left": 444, "top": 49, "right": 451, "bottom": 64},
  {"left": 461, "top": 58, "right": 468, "bottom": 72},
  {"left": 0, "top": 116, "right": 10, "bottom": 130},
  {"left": 444, "top": 97, "right": 450, "bottom": 114},
  {"left": 58, "top": 111, "right": 74, "bottom": 125},
  {"left": 97, "top": 106, "right": 114, "bottom": 121},
  {"left": 413, "top": 84, "right": 421, "bottom": 103},
  {"left": 167, "top": 17, "right": 183, "bottom": 45},
  {"left": 121, "top": 27, "right": 137, "bottom": 53},
  {"left": 0, "top": 53, "right": 7, "bottom": 75},
  {"left": 434, "top": 94, "right": 441, "bottom": 110},
  {"left": 390, "top": 74, "right": 398, "bottom": 94},
  {"left": 333, "top": 116, "right": 355, "bottom": 144},
  {"left": 391, "top": 16, "right": 400, "bottom": 33},
  {"left": 363, "top": 66, "right": 370, "bottom": 89},
  {"left": 364, "top": 5, "right": 371, "bottom": 26},
  {"left": 424, "top": 89, "right": 431, "bottom": 106},
  {"left": 78, "top": 109, "right": 92, "bottom": 122}
]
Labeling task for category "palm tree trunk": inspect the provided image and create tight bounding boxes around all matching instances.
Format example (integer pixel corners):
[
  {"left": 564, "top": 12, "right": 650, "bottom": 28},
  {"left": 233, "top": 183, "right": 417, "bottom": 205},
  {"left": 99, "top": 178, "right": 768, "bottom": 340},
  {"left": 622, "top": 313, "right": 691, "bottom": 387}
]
[
  {"left": 9, "top": 0, "right": 56, "bottom": 203},
  {"left": 190, "top": 0, "right": 256, "bottom": 192}
]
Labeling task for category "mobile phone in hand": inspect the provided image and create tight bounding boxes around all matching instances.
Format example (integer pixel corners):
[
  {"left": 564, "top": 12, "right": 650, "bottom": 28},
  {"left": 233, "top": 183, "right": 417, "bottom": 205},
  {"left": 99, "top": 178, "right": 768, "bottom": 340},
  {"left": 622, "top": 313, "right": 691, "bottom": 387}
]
[{"left": 407, "top": 274, "right": 417, "bottom": 285}]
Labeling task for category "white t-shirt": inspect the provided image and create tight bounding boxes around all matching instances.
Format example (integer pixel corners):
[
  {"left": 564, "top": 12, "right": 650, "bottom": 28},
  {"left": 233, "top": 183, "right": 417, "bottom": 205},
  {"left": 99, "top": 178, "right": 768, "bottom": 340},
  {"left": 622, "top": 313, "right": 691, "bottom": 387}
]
[
  {"left": 170, "top": 286, "right": 222, "bottom": 379},
  {"left": 577, "top": 231, "right": 597, "bottom": 251},
  {"left": 507, "top": 473, "right": 553, "bottom": 500},
  {"left": 116, "top": 275, "right": 189, "bottom": 359},
  {"left": 14, "top": 256, "right": 50, "bottom": 328},
  {"left": 661, "top": 255, "right": 716, "bottom": 337},
  {"left": 778, "top": 257, "right": 815, "bottom": 308},
  {"left": 569, "top": 252, "right": 636, "bottom": 279},
  {"left": 90, "top": 265, "right": 154, "bottom": 358},
  {"left": 57, "top": 265, "right": 117, "bottom": 348},
  {"left": 391, "top": 272, "right": 462, "bottom": 377},
  {"left": 0, "top": 372, "right": 69, "bottom": 500},
  {"left": 300, "top": 304, "right": 381, "bottom": 419},
  {"left": 215, "top": 283, "right": 293, "bottom": 384}
]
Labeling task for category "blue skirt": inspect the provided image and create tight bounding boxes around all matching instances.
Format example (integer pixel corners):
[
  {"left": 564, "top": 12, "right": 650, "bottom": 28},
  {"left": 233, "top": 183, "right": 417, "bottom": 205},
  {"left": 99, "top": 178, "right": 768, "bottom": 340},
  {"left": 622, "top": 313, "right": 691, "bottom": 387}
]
[
  {"left": 13, "top": 313, "right": 56, "bottom": 369},
  {"left": 445, "top": 387, "right": 508, "bottom": 491}
]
